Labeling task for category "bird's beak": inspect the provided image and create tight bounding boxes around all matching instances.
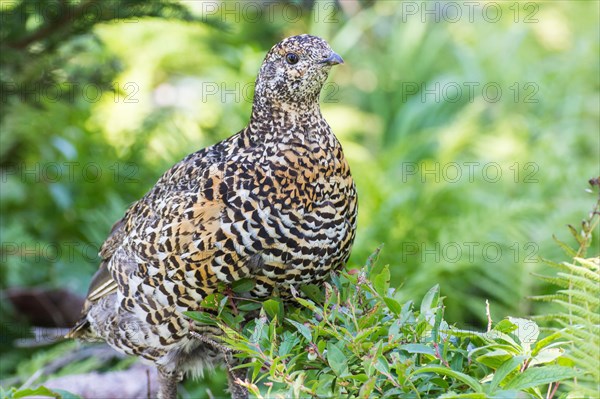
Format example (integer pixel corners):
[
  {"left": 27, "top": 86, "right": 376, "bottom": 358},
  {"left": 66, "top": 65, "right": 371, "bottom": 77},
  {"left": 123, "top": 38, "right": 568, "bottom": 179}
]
[{"left": 320, "top": 52, "right": 344, "bottom": 66}]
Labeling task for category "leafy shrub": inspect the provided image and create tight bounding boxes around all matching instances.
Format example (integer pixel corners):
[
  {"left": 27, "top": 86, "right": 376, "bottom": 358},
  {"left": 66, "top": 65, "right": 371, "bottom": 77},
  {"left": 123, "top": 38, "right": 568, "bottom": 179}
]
[
  {"left": 1, "top": 386, "right": 80, "bottom": 399},
  {"left": 187, "top": 247, "right": 581, "bottom": 398},
  {"left": 4, "top": 186, "right": 598, "bottom": 398},
  {"left": 532, "top": 179, "right": 600, "bottom": 397}
]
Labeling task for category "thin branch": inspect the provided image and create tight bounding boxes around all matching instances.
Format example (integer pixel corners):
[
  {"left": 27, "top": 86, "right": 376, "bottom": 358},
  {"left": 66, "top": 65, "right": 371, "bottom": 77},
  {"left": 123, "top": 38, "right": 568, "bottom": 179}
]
[
  {"left": 6, "top": 0, "right": 99, "bottom": 50},
  {"left": 486, "top": 299, "right": 492, "bottom": 333}
]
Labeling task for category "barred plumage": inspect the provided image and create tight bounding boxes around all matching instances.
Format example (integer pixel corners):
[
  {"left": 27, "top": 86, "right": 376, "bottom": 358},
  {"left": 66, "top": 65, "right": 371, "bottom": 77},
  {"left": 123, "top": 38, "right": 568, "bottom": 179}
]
[{"left": 68, "top": 34, "right": 357, "bottom": 399}]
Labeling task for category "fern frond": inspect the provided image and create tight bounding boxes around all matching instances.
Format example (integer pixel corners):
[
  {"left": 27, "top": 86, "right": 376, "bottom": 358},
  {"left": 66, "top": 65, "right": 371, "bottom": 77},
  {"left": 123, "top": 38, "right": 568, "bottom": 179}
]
[
  {"left": 529, "top": 294, "right": 561, "bottom": 303},
  {"left": 556, "top": 289, "right": 600, "bottom": 307},
  {"left": 533, "top": 182, "right": 599, "bottom": 394},
  {"left": 551, "top": 236, "right": 578, "bottom": 258},
  {"left": 549, "top": 303, "right": 599, "bottom": 324},
  {"left": 573, "top": 257, "right": 600, "bottom": 272},
  {"left": 530, "top": 273, "right": 572, "bottom": 289},
  {"left": 558, "top": 263, "right": 600, "bottom": 283}
]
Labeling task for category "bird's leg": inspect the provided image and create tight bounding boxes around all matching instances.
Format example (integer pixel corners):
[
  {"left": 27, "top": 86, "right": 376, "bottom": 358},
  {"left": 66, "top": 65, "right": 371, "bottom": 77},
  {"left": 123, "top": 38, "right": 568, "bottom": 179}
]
[
  {"left": 220, "top": 340, "right": 248, "bottom": 399},
  {"left": 226, "top": 366, "right": 249, "bottom": 399},
  {"left": 189, "top": 330, "right": 232, "bottom": 355},
  {"left": 157, "top": 367, "right": 182, "bottom": 399},
  {"left": 189, "top": 331, "right": 248, "bottom": 399},
  {"left": 223, "top": 286, "right": 239, "bottom": 315}
]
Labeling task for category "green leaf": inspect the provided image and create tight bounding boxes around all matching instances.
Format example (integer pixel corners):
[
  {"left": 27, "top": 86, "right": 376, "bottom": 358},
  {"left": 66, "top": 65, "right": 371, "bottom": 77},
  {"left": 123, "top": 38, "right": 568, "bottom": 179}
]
[
  {"left": 381, "top": 388, "right": 404, "bottom": 398},
  {"left": 494, "top": 319, "right": 517, "bottom": 334},
  {"left": 249, "top": 316, "right": 267, "bottom": 344},
  {"left": 13, "top": 387, "right": 57, "bottom": 399},
  {"left": 384, "top": 297, "right": 402, "bottom": 315},
  {"left": 217, "top": 294, "right": 229, "bottom": 314},
  {"left": 429, "top": 376, "right": 450, "bottom": 389},
  {"left": 488, "top": 390, "right": 526, "bottom": 399},
  {"left": 278, "top": 332, "right": 300, "bottom": 358},
  {"left": 389, "top": 320, "right": 401, "bottom": 341},
  {"left": 503, "top": 365, "right": 581, "bottom": 390},
  {"left": 358, "top": 376, "right": 377, "bottom": 398},
  {"left": 476, "top": 349, "right": 512, "bottom": 369},
  {"left": 531, "top": 329, "right": 566, "bottom": 356},
  {"left": 236, "top": 301, "right": 263, "bottom": 312},
  {"left": 315, "top": 373, "right": 336, "bottom": 396},
  {"left": 294, "top": 297, "right": 318, "bottom": 312},
  {"left": 400, "top": 300, "right": 414, "bottom": 325},
  {"left": 286, "top": 319, "right": 312, "bottom": 342},
  {"left": 488, "top": 356, "right": 526, "bottom": 392},
  {"left": 438, "top": 393, "right": 487, "bottom": 399},
  {"left": 300, "top": 284, "right": 324, "bottom": 302},
  {"left": 183, "top": 311, "right": 218, "bottom": 326},
  {"left": 13, "top": 386, "right": 82, "bottom": 399},
  {"left": 263, "top": 298, "right": 282, "bottom": 321},
  {"left": 365, "top": 245, "right": 384, "bottom": 276},
  {"left": 348, "top": 373, "right": 369, "bottom": 382},
  {"left": 507, "top": 317, "right": 539, "bottom": 350},
  {"left": 400, "top": 343, "right": 436, "bottom": 356},
  {"left": 529, "top": 347, "right": 564, "bottom": 367},
  {"left": 432, "top": 306, "right": 445, "bottom": 341},
  {"left": 412, "top": 366, "right": 483, "bottom": 392},
  {"left": 420, "top": 285, "right": 440, "bottom": 315},
  {"left": 373, "top": 355, "right": 391, "bottom": 375},
  {"left": 373, "top": 264, "right": 391, "bottom": 296},
  {"left": 199, "top": 293, "right": 220, "bottom": 310},
  {"left": 231, "top": 278, "right": 256, "bottom": 293},
  {"left": 51, "top": 390, "right": 82, "bottom": 399},
  {"left": 327, "top": 342, "right": 349, "bottom": 377}
]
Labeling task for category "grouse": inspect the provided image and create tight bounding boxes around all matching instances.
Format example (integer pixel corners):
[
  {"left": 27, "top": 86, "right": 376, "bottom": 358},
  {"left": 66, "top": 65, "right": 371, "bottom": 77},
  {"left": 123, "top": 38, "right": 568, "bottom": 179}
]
[{"left": 68, "top": 34, "right": 358, "bottom": 399}]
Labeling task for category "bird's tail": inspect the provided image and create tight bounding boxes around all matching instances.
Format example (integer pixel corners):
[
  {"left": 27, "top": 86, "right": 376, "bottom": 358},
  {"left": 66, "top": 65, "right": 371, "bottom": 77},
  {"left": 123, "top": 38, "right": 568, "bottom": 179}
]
[
  {"left": 15, "top": 327, "right": 71, "bottom": 348},
  {"left": 64, "top": 317, "right": 91, "bottom": 339}
]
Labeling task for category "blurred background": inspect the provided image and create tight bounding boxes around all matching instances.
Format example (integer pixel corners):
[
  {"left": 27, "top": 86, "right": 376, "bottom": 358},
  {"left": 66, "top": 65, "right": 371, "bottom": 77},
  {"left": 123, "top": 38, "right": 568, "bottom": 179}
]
[{"left": 1, "top": 0, "right": 598, "bottom": 396}]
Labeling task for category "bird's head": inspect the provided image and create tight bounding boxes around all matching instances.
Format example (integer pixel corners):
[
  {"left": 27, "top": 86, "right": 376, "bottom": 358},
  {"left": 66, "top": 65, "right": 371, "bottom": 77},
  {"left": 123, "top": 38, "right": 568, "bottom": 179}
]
[{"left": 253, "top": 34, "right": 343, "bottom": 112}]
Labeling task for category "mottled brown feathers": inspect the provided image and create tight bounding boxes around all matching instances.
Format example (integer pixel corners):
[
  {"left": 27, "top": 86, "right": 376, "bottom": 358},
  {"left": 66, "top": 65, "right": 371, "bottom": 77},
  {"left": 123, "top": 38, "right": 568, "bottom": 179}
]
[{"left": 68, "top": 34, "right": 357, "bottom": 395}]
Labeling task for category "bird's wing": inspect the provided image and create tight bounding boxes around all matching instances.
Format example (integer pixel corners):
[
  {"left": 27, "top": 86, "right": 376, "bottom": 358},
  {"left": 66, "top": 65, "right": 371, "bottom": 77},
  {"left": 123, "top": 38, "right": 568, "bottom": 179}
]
[
  {"left": 68, "top": 143, "right": 231, "bottom": 338},
  {"left": 84, "top": 217, "right": 128, "bottom": 301},
  {"left": 78, "top": 140, "right": 237, "bottom": 305},
  {"left": 67, "top": 205, "right": 138, "bottom": 338},
  {"left": 86, "top": 261, "right": 117, "bottom": 302}
]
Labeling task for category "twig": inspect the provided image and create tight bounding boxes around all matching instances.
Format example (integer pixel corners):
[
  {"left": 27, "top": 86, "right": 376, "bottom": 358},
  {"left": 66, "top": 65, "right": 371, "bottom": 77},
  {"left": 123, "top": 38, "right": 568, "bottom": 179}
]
[
  {"left": 223, "top": 287, "right": 239, "bottom": 315},
  {"left": 308, "top": 342, "right": 326, "bottom": 362},
  {"left": 546, "top": 381, "right": 560, "bottom": 399},
  {"left": 189, "top": 331, "right": 233, "bottom": 355},
  {"left": 20, "top": 369, "right": 44, "bottom": 390},
  {"left": 520, "top": 358, "right": 531, "bottom": 373},
  {"left": 17, "top": 345, "right": 120, "bottom": 388},
  {"left": 486, "top": 299, "right": 492, "bottom": 333},
  {"left": 6, "top": 0, "right": 101, "bottom": 50},
  {"left": 146, "top": 368, "right": 151, "bottom": 399},
  {"left": 568, "top": 182, "right": 599, "bottom": 326},
  {"left": 432, "top": 342, "right": 450, "bottom": 367}
]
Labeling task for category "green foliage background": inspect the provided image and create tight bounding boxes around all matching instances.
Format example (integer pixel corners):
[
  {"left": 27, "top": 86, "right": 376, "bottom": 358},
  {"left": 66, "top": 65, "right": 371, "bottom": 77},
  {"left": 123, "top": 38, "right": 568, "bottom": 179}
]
[{"left": 0, "top": 0, "right": 598, "bottom": 396}]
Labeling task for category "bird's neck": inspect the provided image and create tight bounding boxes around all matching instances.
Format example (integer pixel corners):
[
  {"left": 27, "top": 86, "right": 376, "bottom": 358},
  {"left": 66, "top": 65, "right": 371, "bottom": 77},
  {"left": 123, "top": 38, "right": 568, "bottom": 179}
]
[
  {"left": 245, "top": 98, "right": 324, "bottom": 142},
  {"left": 250, "top": 92, "right": 321, "bottom": 116}
]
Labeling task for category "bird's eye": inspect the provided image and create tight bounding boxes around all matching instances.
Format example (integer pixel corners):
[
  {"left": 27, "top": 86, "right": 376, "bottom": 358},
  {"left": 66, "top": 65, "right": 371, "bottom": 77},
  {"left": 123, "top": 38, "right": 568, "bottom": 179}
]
[{"left": 285, "top": 53, "right": 299, "bottom": 65}]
